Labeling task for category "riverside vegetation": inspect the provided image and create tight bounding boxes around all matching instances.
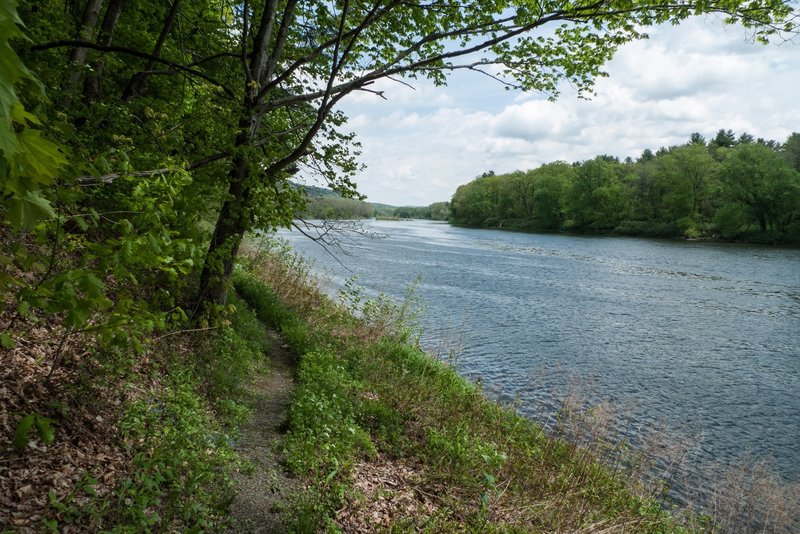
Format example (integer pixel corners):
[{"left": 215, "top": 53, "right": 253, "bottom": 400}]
[
  {"left": 232, "top": 238, "right": 800, "bottom": 532},
  {"left": 448, "top": 132, "right": 800, "bottom": 244},
  {"left": 4, "top": 230, "right": 798, "bottom": 531},
  {"left": 3, "top": 0, "right": 799, "bottom": 531}
]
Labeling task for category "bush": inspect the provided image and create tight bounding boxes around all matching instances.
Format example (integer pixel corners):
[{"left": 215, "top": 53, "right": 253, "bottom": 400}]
[
  {"left": 114, "top": 372, "right": 238, "bottom": 531},
  {"left": 201, "top": 294, "right": 269, "bottom": 416},
  {"left": 233, "top": 271, "right": 313, "bottom": 355}
]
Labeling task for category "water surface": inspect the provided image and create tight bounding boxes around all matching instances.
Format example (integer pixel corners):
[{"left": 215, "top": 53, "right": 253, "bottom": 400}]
[{"left": 278, "top": 220, "right": 800, "bottom": 487}]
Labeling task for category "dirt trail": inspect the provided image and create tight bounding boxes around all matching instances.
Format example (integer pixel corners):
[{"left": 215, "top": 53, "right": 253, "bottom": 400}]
[{"left": 225, "top": 330, "right": 300, "bottom": 533}]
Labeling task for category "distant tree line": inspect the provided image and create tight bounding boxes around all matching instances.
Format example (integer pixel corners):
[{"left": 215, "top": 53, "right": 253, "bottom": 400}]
[
  {"left": 391, "top": 202, "right": 451, "bottom": 220},
  {"left": 298, "top": 195, "right": 451, "bottom": 221},
  {"left": 300, "top": 196, "right": 374, "bottom": 219},
  {"left": 450, "top": 130, "right": 800, "bottom": 243}
]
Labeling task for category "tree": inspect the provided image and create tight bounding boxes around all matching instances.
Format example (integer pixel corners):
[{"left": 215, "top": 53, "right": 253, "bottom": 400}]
[
  {"left": 709, "top": 128, "right": 738, "bottom": 160},
  {"left": 718, "top": 143, "right": 800, "bottom": 233},
  {"left": 738, "top": 132, "right": 755, "bottom": 145},
  {"left": 450, "top": 175, "right": 501, "bottom": 226},
  {"left": 186, "top": 0, "right": 797, "bottom": 309},
  {"left": 638, "top": 148, "right": 656, "bottom": 163},
  {"left": 689, "top": 132, "right": 706, "bottom": 146},
  {"left": 782, "top": 132, "right": 800, "bottom": 172},
  {"left": 429, "top": 201, "right": 450, "bottom": 221},
  {"left": 531, "top": 162, "right": 575, "bottom": 229},
  {"left": 564, "top": 157, "right": 632, "bottom": 230},
  {"left": 18, "top": 0, "right": 799, "bottom": 312},
  {"left": 655, "top": 144, "right": 719, "bottom": 223}
]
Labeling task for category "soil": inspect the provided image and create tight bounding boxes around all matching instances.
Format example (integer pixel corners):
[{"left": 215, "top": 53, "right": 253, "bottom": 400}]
[{"left": 224, "top": 330, "right": 301, "bottom": 533}]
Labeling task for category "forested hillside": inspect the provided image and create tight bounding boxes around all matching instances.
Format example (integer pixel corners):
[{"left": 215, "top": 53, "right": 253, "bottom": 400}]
[{"left": 451, "top": 131, "right": 800, "bottom": 243}]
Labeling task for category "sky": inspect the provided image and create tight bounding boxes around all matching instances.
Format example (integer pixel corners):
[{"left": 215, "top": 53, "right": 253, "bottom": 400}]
[{"left": 307, "top": 16, "right": 800, "bottom": 207}]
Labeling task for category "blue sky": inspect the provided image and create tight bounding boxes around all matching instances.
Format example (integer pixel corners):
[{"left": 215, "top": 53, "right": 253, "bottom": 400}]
[{"left": 313, "top": 17, "right": 800, "bottom": 206}]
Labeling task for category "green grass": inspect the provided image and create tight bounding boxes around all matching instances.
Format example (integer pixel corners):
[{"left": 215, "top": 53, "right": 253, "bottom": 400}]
[{"left": 233, "top": 242, "right": 694, "bottom": 533}]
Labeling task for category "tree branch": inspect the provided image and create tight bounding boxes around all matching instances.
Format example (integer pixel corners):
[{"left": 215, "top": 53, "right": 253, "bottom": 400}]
[
  {"left": 75, "top": 124, "right": 308, "bottom": 185},
  {"left": 31, "top": 39, "right": 236, "bottom": 98}
]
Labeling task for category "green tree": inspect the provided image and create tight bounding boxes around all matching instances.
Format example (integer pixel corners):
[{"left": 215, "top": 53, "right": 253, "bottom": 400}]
[
  {"left": 655, "top": 144, "right": 719, "bottom": 225},
  {"left": 782, "top": 132, "right": 800, "bottom": 172},
  {"left": 718, "top": 143, "right": 800, "bottom": 233},
  {"left": 531, "top": 162, "right": 575, "bottom": 229},
  {"left": 564, "top": 157, "right": 632, "bottom": 230},
  {"left": 429, "top": 201, "right": 450, "bottom": 221},
  {"left": 15, "top": 0, "right": 799, "bottom": 312},
  {"left": 450, "top": 174, "right": 501, "bottom": 226},
  {"left": 689, "top": 132, "right": 707, "bottom": 146},
  {"left": 709, "top": 128, "right": 738, "bottom": 160},
  {"left": 190, "top": 0, "right": 796, "bottom": 308}
]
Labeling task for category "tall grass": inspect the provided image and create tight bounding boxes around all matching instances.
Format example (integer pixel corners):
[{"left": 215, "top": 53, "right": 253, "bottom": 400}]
[
  {"left": 236, "top": 234, "right": 800, "bottom": 532},
  {"left": 235, "top": 236, "right": 709, "bottom": 532}
]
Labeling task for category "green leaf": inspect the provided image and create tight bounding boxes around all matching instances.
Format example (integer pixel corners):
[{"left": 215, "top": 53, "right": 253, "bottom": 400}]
[
  {"left": 0, "top": 332, "right": 14, "bottom": 348},
  {"left": 6, "top": 190, "right": 55, "bottom": 229},
  {"left": 34, "top": 415, "right": 56, "bottom": 445},
  {"left": 15, "top": 128, "right": 66, "bottom": 185},
  {"left": 13, "top": 414, "right": 35, "bottom": 451}
]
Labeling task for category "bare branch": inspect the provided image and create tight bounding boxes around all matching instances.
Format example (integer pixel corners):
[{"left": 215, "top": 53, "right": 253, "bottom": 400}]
[
  {"left": 291, "top": 218, "right": 381, "bottom": 267},
  {"left": 356, "top": 87, "right": 386, "bottom": 99},
  {"left": 386, "top": 76, "right": 416, "bottom": 91}
]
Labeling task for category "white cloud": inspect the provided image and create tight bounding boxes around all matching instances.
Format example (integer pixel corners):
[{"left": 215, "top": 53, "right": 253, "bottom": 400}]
[{"left": 326, "top": 18, "right": 800, "bottom": 206}]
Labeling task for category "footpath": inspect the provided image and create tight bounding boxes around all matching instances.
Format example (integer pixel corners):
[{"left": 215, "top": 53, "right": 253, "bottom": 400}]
[{"left": 225, "top": 330, "right": 300, "bottom": 533}]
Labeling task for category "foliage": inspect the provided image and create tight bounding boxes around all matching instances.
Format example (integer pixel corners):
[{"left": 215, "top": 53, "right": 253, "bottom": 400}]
[
  {"left": 12, "top": 413, "right": 56, "bottom": 451},
  {"left": 67, "top": 298, "right": 265, "bottom": 532},
  {"left": 0, "top": 0, "right": 65, "bottom": 231},
  {"left": 718, "top": 143, "right": 800, "bottom": 233},
  {"left": 9, "top": 0, "right": 795, "bottom": 310},
  {"left": 2, "top": 0, "right": 798, "bottom": 528},
  {"left": 285, "top": 348, "right": 375, "bottom": 476},
  {"left": 202, "top": 293, "right": 270, "bottom": 421},
  {"left": 300, "top": 195, "right": 373, "bottom": 220},
  {"left": 450, "top": 131, "right": 800, "bottom": 242},
  {"left": 113, "top": 373, "right": 238, "bottom": 531}
]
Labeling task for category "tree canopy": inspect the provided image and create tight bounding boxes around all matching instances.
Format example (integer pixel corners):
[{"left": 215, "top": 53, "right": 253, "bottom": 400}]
[
  {"left": 449, "top": 131, "right": 800, "bottom": 242},
  {"left": 1, "top": 0, "right": 797, "bottom": 331}
]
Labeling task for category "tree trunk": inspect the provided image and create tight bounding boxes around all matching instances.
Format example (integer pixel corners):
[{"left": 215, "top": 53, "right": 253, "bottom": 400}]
[
  {"left": 62, "top": 0, "right": 105, "bottom": 107},
  {"left": 121, "top": 0, "right": 181, "bottom": 101},
  {"left": 194, "top": 176, "right": 250, "bottom": 310},
  {"left": 194, "top": 118, "right": 256, "bottom": 313},
  {"left": 83, "top": 0, "right": 125, "bottom": 103}
]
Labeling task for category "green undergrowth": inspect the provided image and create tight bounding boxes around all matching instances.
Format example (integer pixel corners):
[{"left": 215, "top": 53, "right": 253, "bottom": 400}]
[
  {"left": 52, "top": 293, "right": 271, "bottom": 532},
  {"left": 233, "top": 243, "right": 697, "bottom": 533}
]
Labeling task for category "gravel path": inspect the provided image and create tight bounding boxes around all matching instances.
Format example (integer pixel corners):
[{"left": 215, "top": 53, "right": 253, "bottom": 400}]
[{"left": 224, "top": 330, "right": 300, "bottom": 533}]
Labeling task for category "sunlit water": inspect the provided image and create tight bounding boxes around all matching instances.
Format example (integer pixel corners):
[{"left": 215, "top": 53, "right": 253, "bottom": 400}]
[{"left": 277, "top": 219, "right": 800, "bottom": 495}]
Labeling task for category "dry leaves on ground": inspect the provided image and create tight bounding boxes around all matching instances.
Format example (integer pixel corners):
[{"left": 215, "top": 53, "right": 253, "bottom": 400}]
[
  {"left": 335, "top": 454, "right": 441, "bottom": 532},
  {"left": 1, "top": 312, "right": 129, "bottom": 532}
]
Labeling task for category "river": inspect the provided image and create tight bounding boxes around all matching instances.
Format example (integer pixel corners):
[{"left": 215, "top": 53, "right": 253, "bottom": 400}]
[{"left": 277, "top": 219, "right": 800, "bottom": 494}]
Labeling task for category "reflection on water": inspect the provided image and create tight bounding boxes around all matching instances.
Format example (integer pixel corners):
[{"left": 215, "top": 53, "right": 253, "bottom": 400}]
[{"left": 278, "top": 220, "right": 800, "bottom": 488}]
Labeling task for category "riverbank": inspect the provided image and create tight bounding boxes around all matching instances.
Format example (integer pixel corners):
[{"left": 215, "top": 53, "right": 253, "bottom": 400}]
[
  {"left": 272, "top": 224, "right": 800, "bottom": 532},
  {"left": 5, "top": 232, "right": 796, "bottom": 531},
  {"left": 231, "top": 238, "right": 713, "bottom": 531},
  {"left": 448, "top": 220, "right": 800, "bottom": 247}
]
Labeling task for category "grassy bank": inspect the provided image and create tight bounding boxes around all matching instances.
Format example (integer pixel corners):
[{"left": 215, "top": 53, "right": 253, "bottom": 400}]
[
  {"left": 234, "top": 238, "right": 707, "bottom": 532},
  {"left": 6, "top": 234, "right": 795, "bottom": 532}
]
